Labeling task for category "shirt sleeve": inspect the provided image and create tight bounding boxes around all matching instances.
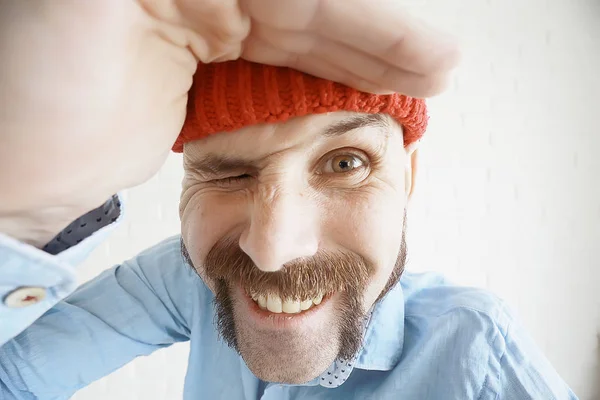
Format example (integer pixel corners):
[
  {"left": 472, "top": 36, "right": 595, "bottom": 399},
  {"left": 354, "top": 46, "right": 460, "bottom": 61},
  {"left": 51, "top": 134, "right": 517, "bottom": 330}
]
[
  {"left": 0, "top": 235, "right": 200, "bottom": 400},
  {"left": 0, "top": 195, "right": 124, "bottom": 346},
  {"left": 481, "top": 309, "right": 579, "bottom": 400}
]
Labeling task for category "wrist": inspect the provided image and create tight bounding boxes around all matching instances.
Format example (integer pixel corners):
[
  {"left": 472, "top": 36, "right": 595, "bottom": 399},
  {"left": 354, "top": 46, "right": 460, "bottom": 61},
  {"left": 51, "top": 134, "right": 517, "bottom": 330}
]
[
  {"left": 0, "top": 209, "right": 80, "bottom": 249},
  {"left": 0, "top": 195, "right": 122, "bottom": 251}
]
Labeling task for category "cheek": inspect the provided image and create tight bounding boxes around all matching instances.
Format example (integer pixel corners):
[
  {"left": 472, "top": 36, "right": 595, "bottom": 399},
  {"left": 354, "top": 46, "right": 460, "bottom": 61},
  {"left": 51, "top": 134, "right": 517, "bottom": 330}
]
[
  {"left": 180, "top": 190, "right": 248, "bottom": 271},
  {"left": 321, "top": 185, "right": 407, "bottom": 306}
]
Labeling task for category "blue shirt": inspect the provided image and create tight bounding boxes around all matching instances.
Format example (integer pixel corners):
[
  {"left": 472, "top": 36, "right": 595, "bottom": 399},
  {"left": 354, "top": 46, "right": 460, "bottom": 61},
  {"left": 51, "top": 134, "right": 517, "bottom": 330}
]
[
  {"left": 0, "top": 235, "right": 577, "bottom": 399},
  {"left": 0, "top": 196, "right": 124, "bottom": 346}
]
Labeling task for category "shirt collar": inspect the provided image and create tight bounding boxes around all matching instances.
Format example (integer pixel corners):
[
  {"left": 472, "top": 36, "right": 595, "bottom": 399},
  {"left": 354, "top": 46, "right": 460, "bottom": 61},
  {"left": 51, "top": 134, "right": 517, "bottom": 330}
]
[
  {"left": 315, "top": 312, "right": 372, "bottom": 388},
  {"left": 354, "top": 279, "right": 405, "bottom": 371}
]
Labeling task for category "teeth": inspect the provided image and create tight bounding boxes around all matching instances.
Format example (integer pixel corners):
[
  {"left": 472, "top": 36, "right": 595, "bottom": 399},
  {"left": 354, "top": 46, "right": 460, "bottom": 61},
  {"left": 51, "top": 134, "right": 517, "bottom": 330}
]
[
  {"left": 300, "top": 299, "right": 313, "bottom": 310},
  {"left": 313, "top": 294, "right": 323, "bottom": 305},
  {"left": 250, "top": 291, "right": 326, "bottom": 314},
  {"left": 266, "top": 294, "right": 282, "bottom": 313},
  {"left": 257, "top": 295, "right": 267, "bottom": 309},
  {"left": 282, "top": 299, "right": 301, "bottom": 313}
]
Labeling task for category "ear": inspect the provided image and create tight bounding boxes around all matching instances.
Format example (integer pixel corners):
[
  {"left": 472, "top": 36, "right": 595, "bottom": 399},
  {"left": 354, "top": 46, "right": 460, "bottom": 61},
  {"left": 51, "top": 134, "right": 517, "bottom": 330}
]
[{"left": 404, "top": 142, "right": 420, "bottom": 202}]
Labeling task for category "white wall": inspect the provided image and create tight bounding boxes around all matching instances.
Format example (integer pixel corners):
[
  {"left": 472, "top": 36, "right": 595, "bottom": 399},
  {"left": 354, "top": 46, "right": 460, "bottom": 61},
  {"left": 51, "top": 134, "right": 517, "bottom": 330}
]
[{"left": 73, "top": 0, "right": 600, "bottom": 399}]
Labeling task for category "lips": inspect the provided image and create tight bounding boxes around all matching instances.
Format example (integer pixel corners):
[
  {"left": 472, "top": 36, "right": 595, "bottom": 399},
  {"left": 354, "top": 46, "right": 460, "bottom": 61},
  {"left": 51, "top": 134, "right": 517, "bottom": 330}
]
[{"left": 245, "top": 288, "right": 326, "bottom": 314}]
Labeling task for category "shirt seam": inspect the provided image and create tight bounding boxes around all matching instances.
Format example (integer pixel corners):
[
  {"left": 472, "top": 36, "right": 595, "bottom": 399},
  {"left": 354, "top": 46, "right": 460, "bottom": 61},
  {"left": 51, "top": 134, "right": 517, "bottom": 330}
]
[
  {"left": 406, "top": 302, "right": 512, "bottom": 400},
  {"left": 477, "top": 318, "right": 509, "bottom": 400},
  {"left": 478, "top": 374, "right": 493, "bottom": 400},
  {"left": 494, "top": 319, "right": 560, "bottom": 400},
  {"left": 404, "top": 298, "right": 509, "bottom": 321}
]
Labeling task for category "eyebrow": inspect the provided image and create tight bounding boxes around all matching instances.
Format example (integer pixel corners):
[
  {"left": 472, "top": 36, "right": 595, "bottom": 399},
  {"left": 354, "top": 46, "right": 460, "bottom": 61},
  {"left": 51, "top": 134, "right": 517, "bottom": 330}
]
[
  {"left": 189, "top": 113, "right": 391, "bottom": 175},
  {"left": 322, "top": 113, "right": 391, "bottom": 137}
]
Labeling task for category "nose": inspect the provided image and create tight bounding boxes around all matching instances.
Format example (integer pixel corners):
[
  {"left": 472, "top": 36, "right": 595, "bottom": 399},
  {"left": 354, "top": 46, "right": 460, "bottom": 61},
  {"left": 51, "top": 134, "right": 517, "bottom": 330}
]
[{"left": 239, "top": 183, "right": 319, "bottom": 272}]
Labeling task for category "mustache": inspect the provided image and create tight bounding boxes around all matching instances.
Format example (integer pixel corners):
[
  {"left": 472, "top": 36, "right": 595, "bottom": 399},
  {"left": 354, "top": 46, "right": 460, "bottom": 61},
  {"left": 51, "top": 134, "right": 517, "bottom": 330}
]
[{"left": 200, "top": 237, "right": 372, "bottom": 300}]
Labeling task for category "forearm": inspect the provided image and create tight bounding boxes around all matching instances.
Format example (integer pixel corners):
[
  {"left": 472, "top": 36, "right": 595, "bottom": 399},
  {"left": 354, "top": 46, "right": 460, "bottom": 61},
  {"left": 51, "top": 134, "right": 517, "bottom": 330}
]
[
  {"left": 0, "top": 235, "right": 193, "bottom": 399},
  {"left": 0, "top": 196, "right": 123, "bottom": 345},
  {"left": 0, "top": 2, "right": 110, "bottom": 247}
]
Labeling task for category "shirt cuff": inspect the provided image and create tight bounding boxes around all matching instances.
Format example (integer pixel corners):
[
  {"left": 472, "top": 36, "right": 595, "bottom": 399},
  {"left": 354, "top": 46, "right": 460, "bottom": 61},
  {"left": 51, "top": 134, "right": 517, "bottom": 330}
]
[{"left": 0, "top": 194, "right": 125, "bottom": 345}]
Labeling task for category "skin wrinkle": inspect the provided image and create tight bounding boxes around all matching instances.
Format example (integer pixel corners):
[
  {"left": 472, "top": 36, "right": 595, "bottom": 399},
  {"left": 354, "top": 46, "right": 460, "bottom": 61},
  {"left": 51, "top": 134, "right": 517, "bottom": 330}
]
[
  {"left": 179, "top": 111, "right": 415, "bottom": 383},
  {"left": 184, "top": 114, "right": 391, "bottom": 180},
  {"left": 180, "top": 212, "right": 407, "bottom": 363}
]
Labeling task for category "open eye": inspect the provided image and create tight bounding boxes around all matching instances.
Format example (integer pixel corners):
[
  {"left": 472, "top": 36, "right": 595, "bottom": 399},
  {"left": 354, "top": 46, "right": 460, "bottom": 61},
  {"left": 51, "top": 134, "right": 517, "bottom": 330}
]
[{"left": 323, "top": 154, "right": 365, "bottom": 174}]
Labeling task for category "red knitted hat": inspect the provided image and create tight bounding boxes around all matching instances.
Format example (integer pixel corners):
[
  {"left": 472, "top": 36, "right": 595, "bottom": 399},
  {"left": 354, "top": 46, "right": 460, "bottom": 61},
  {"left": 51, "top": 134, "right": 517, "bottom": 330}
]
[{"left": 173, "top": 60, "right": 428, "bottom": 152}]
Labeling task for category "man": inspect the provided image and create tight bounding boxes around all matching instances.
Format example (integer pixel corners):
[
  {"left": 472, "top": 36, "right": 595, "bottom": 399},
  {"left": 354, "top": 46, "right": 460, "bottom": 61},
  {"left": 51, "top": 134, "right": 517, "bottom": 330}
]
[
  {"left": 0, "top": 60, "right": 577, "bottom": 399},
  {"left": 0, "top": 0, "right": 458, "bottom": 343}
]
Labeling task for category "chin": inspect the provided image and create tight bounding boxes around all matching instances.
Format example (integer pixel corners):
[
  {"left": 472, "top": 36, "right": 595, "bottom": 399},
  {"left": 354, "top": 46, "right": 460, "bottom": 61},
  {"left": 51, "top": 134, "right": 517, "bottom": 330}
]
[
  {"left": 248, "top": 365, "right": 322, "bottom": 385},
  {"left": 228, "top": 285, "right": 347, "bottom": 383},
  {"left": 235, "top": 317, "right": 341, "bottom": 383},
  {"left": 233, "top": 309, "right": 342, "bottom": 383},
  {"left": 240, "top": 344, "right": 339, "bottom": 384}
]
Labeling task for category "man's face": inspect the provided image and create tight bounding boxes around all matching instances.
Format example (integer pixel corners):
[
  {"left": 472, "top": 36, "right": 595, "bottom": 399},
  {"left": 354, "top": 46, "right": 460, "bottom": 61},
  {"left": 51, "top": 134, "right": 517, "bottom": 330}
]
[{"left": 180, "top": 111, "right": 416, "bottom": 384}]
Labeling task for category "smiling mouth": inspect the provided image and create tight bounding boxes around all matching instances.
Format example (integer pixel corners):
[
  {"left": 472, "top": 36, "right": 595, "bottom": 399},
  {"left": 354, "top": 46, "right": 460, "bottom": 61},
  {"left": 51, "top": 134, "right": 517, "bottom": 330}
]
[{"left": 244, "top": 288, "right": 327, "bottom": 314}]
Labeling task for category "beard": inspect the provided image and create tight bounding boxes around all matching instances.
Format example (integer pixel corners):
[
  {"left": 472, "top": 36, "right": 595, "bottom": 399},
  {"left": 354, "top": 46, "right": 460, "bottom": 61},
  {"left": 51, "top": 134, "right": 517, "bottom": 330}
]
[{"left": 181, "top": 214, "right": 407, "bottom": 383}]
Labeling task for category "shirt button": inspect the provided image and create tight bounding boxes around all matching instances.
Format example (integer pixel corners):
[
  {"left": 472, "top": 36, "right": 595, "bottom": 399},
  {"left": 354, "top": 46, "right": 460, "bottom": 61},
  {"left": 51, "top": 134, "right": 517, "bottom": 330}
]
[{"left": 3, "top": 287, "right": 47, "bottom": 308}]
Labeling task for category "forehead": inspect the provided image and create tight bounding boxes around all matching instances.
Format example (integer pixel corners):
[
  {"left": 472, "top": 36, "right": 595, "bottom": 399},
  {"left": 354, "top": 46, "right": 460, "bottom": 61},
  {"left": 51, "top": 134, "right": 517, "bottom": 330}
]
[{"left": 183, "top": 112, "right": 403, "bottom": 160}]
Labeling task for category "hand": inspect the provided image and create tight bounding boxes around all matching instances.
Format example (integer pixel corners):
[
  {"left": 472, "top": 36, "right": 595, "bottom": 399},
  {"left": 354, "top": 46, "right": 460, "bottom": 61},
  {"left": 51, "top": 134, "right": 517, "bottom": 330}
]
[
  {"left": 0, "top": 0, "right": 458, "bottom": 247},
  {"left": 241, "top": 0, "right": 460, "bottom": 97}
]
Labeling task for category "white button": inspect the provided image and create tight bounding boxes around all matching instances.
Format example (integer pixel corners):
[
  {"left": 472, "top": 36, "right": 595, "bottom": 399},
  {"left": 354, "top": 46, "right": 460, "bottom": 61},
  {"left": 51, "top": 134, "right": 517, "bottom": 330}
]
[{"left": 3, "top": 287, "right": 47, "bottom": 308}]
